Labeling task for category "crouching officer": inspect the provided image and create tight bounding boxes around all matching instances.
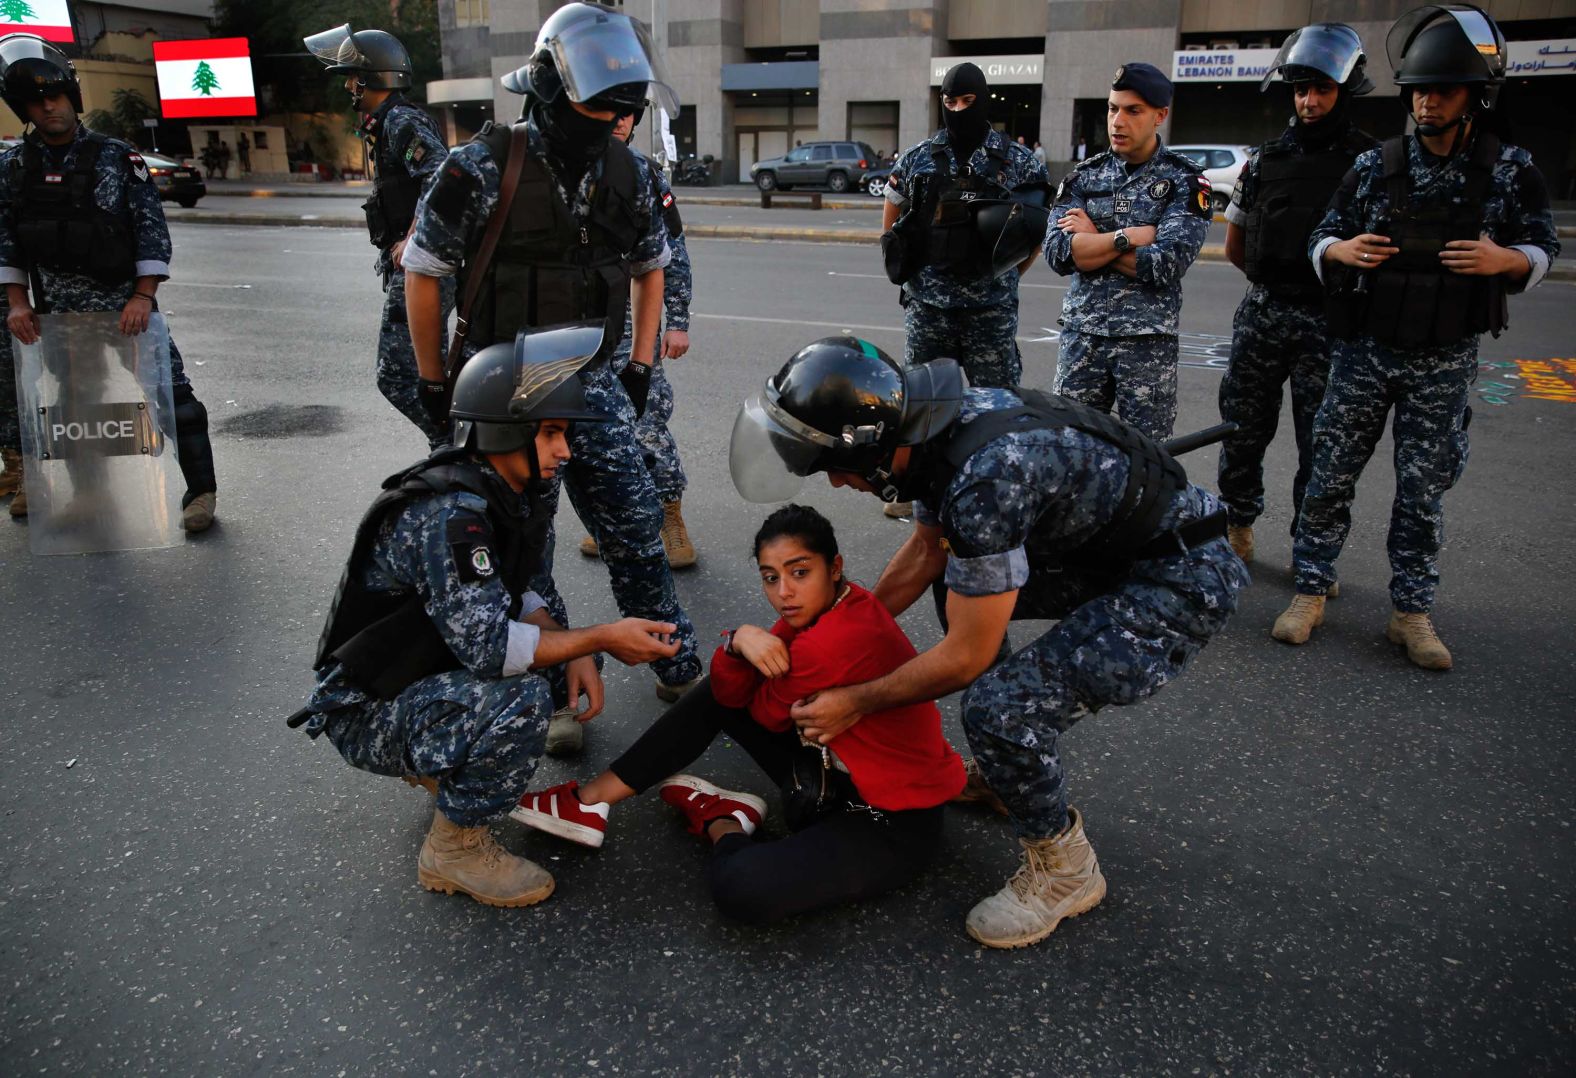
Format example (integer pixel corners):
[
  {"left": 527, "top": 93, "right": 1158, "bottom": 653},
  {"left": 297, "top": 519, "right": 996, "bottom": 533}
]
[
  {"left": 1219, "top": 24, "right": 1378, "bottom": 566},
  {"left": 1274, "top": 4, "right": 1559, "bottom": 669},
  {"left": 306, "top": 23, "right": 453, "bottom": 448},
  {"left": 1046, "top": 62, "right": 1211, "bottom": 440},
  {"left": 730, "top": 338, "right": 1247, "bottom": 948},
  {"left": 292, "top": 324, "right": 682, "bottom": 908},
  {"left": 0, "top": 34, "right": 218, "bottom": 530}
]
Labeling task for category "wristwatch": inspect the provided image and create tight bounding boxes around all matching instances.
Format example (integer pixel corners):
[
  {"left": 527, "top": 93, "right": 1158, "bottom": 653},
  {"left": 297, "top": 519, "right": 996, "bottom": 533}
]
[{"left": 1112, "top": 229, "right": 1131, "bottom": 253}]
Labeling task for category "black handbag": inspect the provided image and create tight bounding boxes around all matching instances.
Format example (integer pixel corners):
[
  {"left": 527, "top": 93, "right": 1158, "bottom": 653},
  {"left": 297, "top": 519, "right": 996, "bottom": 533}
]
[{"left": 781, "top": 739, "right": 864, "bottom": 831}]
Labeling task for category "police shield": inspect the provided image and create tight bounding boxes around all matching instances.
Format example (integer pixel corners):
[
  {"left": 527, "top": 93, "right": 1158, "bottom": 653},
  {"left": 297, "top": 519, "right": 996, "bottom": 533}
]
[{"left": 14, "top": 312, "right": 182, "bottom": 554}]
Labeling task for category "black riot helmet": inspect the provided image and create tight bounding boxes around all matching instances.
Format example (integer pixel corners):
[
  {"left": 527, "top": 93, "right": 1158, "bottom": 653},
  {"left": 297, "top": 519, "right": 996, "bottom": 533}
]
[
  {"left": 304, "top": 23, "right": 414, "bottom": 108},
  {"left": 1389, "top": 4, "right": 1506, "bottom": 128},
  {"left": 971, "top": 181, "right": 1054, "bottom": 279},
  {"left": 1261, "top": 23, "right": 1374, "bottom": 95},
  {"left": 451, "top": 322, "right": 608, "bottom": 470},
  {"left": 0, "top": 34, "right": 82, "bottom": 121},
  {"left": 730, "top": 337, "right": 964, "bottom": 504},
  {"left": 501, "top": 2, "right": 677, "bottom": 115}
]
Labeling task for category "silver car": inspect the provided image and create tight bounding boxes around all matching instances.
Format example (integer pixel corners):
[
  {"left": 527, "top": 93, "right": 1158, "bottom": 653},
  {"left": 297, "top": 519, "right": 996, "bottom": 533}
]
[{"left": 1169, "top": 144, "right": 1251, "bottom": 212}]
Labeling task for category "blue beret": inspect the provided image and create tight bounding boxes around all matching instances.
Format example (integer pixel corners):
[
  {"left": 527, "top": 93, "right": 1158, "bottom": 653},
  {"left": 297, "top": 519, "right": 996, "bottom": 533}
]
[{"left": 1112, "top": 62, "right": 1173, "bottom": 107}]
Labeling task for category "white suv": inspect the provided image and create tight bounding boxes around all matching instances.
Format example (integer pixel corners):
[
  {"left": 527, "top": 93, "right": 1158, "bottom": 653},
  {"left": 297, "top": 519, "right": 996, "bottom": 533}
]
[{"left": 1169, "top": 145, "right": 1251, "bottom": 212}]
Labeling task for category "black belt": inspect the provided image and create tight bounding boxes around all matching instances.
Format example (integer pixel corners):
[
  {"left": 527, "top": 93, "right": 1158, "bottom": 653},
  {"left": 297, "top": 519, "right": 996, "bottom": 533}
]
[{"left": 1130, "top": 510, "right": 1228, "bottom": 562}]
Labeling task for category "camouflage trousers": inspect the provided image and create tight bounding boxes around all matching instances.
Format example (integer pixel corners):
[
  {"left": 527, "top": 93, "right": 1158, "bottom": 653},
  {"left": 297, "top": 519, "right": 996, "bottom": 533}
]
[
  {"left": 323, "top": 669, "right": 552, "bottom": 827},
  {"left": 961, "top": 537, "right": 1246, "bottom": 839},
  {"left": 1217, "top": 288, "right": 1332, "bottom": 534},
  {"left": 904, "top": 297, "right": 1021, "bottom": 389},
  {"left": 377, "top": 270, "right": 454, "bottom": 449},
  {"left": 0, "top": 323, "right": 14, "bottom": 449},
  {"left": 611, "top": 331, "right": 687, "bottom": 502},
  {"left": 1055, "top": 330, "right": 1178, "bottom": 439},
  {"left": 1293, "top": 336, "right": 1477, "bottom": 612}
]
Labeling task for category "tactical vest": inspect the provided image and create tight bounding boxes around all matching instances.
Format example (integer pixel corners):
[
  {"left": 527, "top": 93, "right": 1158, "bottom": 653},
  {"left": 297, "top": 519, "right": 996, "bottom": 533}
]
[
  {"left": 1328, "top": 133, "right": 1508, "bottom": 348},
  {"left": 924, "top": 140, "right": 1015, "bottom": 276},
  {"left": 361, "top": 101, "right": 426, "bottom": 251},
  {"left": 1245, "top": 129, "right": 1374, "bottom": 303},
  {"left": 921, "top": 389, "right": 1187, "bottom": 570},
  {"left": 14, "top": 132, "right": 136, "bottom": 285},
  {"left": 459, "top": 122, "right": 647, "bottom": 355},
  {"left": 314, "top": 450, "right": 550, "bottom": 700}
]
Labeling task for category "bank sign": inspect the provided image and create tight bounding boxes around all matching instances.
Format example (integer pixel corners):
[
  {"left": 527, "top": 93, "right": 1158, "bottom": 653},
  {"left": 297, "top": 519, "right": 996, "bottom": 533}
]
[
  {"left": 930, "top": 54, "right": 1043, "bottom": 86},
  {"left": 1174, "top": 38, "right": 1576, "bottom": 83}
]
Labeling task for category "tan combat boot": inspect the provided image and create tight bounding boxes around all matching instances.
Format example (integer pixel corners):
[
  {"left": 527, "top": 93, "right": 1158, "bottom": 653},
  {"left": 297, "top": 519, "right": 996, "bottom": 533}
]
[
  {"left": 579, "top": 533, "right": 600, "bottom": 558},
  {"left": 661, "top": 499, "right": 697, "bottom": 569},
  {"left": 182, "top": 492, "right": 216, "bottom": 533},
  {"left": 1387, "top": 610, "right": 1452, "bottom": 670},
  {"left": 1272, "top": 594, "right": 1326, "bottom": 644},
  {"left": 416, "top": 809, "right": 555, "bottom": 908},
  {"left": 0, "top": 447, "right": 21, "bottom": 498},
  {"left": 544, "top": 704, "right": 584, "bottom": 756},
  {"left": 951, "top": 757, "right": 1010, "bottom": 817},
  {"left": 8, "top": 473, "right": 26, "bottom": 518},
  {"left": 1227, "top": 524, "right": 1254, "bottom": 563},
  {"left": 883, "top": 501, "right": 913, "bottom": 519},
  {"left": 966, "top": 807, "right": 1105, "bottom": 949}
]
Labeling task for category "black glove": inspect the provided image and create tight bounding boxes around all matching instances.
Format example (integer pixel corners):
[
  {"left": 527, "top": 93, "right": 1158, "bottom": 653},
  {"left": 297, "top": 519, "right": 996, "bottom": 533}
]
[
  {"left": 418, "top": 378, "right": 449, "bottom": 431},
  {"left": 618, "top": 361, "right": 652, "bottom": 419}
]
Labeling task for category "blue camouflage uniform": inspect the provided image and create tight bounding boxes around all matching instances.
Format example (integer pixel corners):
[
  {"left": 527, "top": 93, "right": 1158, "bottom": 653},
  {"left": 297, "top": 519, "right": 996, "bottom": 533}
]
[
  {"left": 1045, "top": 142, "right": 1211, "bottom": 437},
  {"left": 886, "top": 129, "right": 1047, "bottom": 388},
  {"left": 402, "top": 119, "right": 702, "bottom": 688},
  {"left": 0, "top": 299, "right": 13, "bottom": 452},
  {"left": 364, "top": 95, "right": 455, "bottom": 447},
  {"left": 302, "top": 466, "right": 564, "bottom": 826},
  {"left": 914, "top": 388, "right": 1247, "bottom": 838},
  {"left": 609, "top": 147, "right": 691, "bottom": 503},
  {"left": 0, "top": 125, "right": 215, "bottom": 499},
  {"left": 1296, "top": 134, "right": 1558, "bottom": 611}
]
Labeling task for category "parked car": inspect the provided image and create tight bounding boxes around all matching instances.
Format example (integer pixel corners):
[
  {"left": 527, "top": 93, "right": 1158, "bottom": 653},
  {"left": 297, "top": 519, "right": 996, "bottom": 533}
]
[
  {"left": 863, "top": 163, "right": 893, "bottom": 197},
  {"left": 143, "top": 150, "right": 206, "bottom": 208},
  {"left": 1168, "top": 144, "right": 1250, "bottom": 212},
  {"left": 751, "top": 141, "right": 881, "bottom": 194}
]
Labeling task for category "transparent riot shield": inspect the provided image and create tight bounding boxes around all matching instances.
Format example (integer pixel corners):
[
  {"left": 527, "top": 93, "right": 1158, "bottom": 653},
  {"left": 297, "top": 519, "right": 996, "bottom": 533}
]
[{"left": 14, "top": 312, "right": 182, "bottom": 555}]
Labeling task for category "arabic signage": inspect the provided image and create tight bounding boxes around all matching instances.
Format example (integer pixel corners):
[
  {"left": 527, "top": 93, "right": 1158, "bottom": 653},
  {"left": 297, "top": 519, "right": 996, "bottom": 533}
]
[
  {"left": 1506, "top": 39, "right": 1576, "bottom": 77},
  {"left": 1173, "top": 38, "right": 1576, "bottom": 83},
  {"left": 930, "top": 55, "right": 1042, "bottom": 86}
]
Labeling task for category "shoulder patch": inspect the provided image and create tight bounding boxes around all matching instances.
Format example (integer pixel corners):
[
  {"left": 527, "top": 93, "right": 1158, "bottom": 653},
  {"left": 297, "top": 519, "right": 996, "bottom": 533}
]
[
  {"left": 406, "top": 142, "right": 428, "bottom": 166},
  {"left": 127, "top": 152, "right": 150, "bottom": 183},
  {"left": 1186, "top": 174, "right": 1213, "bottom": 218},
  {"left": 1147, "top": 178, "right": 1172, "bottom": 199},
  {"left": 447, "top": 512, "right": 497, "bottom": 584},
  {"left": 426, "top": 161, "right": 475, "bottom": 220}
]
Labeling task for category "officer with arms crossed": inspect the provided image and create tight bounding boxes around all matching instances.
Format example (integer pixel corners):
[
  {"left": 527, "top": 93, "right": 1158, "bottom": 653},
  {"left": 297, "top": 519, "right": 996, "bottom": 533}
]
[
  {"left": 1273, "top": 4, "right": 1558, "bottom": 669},
  {"left": 1046, "top": 62, "right": 1211, "bottom": 440},
  {"left": 305, "top": 23, "right": 453, "bottom": 448},
  {"left": 292, "top": 324, "right": 681, "bottom": 908},
  {"left": 0, "top": 35, "right": 218, "bottom": 529},
  {"left": 1219, "top": 25, "right": 1378, "bottom": 569},
  {"left": 403, "top": 3, "right": 705, "bottom": 712},
  {"left": 730, "top": 339, "right": 1247, "bottom": 948}
]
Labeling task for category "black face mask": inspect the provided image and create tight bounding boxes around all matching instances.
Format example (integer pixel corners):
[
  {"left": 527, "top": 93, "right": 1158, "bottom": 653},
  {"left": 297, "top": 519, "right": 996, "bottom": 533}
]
[
  {"left": 536, "top": 95, "right": 616, "bottom": 174},
  {"left": 1293, "top": 87, "right": 1352, "bottom": 149},
  {"left": 943, "top": 102, "right": 992, "bottom": 165}
]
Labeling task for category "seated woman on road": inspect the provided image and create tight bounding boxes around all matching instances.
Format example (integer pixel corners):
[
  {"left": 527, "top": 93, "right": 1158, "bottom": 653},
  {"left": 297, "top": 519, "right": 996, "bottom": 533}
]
[{"left": 513, "top": 504, "right": 966, "bottom": 923}]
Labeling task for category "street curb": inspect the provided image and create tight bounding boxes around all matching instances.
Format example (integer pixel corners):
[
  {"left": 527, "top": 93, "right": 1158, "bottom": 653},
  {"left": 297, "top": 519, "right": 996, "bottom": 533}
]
[{"left": 170, "top": 211, "right": 365, "bottom": 228}]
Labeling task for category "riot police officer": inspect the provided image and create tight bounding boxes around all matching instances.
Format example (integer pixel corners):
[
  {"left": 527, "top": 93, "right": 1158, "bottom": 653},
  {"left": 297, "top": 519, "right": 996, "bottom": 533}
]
[
  {"left": 305, "top": 23, "right": 453, "bottom": 449},
  {"left": 1273, "top": 4, "right": 1559, "bottom": 669},
  {"left": 1219, "top": 25, "right": 1378, "bottom": 567},
  {"left": 293, "top": 324, "right": 682, "bottom": 908},
  {"left": 1046, "top": 62, "right": 1212, "bottom": 440},
  {"left": 730, "top": 339, "right": 1247, "bottom": 948},
  {"left": 403, "top": 2, "right": 704, "bottom": 704},
  {"left": 0, "top": 34, "right": 218, "bottom": 530}
]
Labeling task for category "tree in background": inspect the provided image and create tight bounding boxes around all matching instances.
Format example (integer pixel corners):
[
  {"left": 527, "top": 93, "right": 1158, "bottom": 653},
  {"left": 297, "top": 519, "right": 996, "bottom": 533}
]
[{"left": 84, "top": 88, "right": 158, "bottom": 146}]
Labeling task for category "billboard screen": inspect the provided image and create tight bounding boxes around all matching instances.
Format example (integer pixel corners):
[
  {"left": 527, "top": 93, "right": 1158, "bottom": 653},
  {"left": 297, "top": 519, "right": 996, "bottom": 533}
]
[{"left": 153, "top": 37, "right": 257, "bottom": 119}]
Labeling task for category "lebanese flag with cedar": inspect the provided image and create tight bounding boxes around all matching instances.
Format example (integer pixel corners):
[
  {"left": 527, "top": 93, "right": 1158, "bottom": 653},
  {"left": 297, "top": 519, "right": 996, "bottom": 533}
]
[
  {"left": 0, "top": 0, "right": 74, "bottom": 44},
  {"left": 153, "top": 37, "right": 257, "bottom": 119}
]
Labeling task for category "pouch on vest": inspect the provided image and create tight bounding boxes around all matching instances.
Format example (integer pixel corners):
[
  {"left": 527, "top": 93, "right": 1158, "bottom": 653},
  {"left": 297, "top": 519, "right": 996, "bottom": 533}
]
[{"left": 882, "top": 172, "right": 936, "bottom": 285}]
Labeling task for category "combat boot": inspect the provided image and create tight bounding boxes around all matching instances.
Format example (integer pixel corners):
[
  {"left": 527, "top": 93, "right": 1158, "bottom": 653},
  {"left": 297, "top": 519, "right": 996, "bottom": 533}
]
[
  {"left": 661, "top": 499, "right": 697, "bottom": 569},
  {"left": 0, "top": 448, "right": 21, "bottom": 498},
  {"left": 8, "top": 473, "right": 26, "bottom": 518},
  {"left": 544, "top": 705, "right": 584, "bottom": 756},
  {"left": 1271, "top": 594, "right": 1325, "bottom": 644},
  {"left": 1387, "top": 610, "right": 1452, "bottom": 671},
  {"left": 966, "top": 807, "right": 1105, "bottom": 949},
  {"left": 416, "top": 809, "right": 555, "bottom": 908},
  {"left": 883, "top": 501, "right": 913, "bottom": 519},
  {"left": 1227, "top": 524, "right": 1254, "bottom": 562},
  {"left": 182, "top": 492, "right": 216, "bottom": 533},
  {"left": 579, "top": 533, "right": 600, "bottom": 558}
]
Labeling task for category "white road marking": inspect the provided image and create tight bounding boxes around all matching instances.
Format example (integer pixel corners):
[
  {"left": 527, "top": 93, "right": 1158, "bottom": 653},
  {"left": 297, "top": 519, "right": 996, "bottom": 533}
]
[{"left": 827, "top": 270, "right": 1066, "bottom": 290}]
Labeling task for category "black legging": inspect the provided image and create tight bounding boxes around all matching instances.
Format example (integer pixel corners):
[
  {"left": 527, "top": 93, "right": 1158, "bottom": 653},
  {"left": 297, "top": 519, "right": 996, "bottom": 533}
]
[{"left": 610, "top": 677, "right": 944, "bottom": 924}]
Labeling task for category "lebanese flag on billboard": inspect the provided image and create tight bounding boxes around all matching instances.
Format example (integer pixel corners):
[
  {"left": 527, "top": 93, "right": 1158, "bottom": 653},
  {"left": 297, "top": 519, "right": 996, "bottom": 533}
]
[
  {"left": 153, "top": 37, "right": 257, "bottom": 119},
  {"left": 0, "top": 0, "right": 75, "bottom": 44}
]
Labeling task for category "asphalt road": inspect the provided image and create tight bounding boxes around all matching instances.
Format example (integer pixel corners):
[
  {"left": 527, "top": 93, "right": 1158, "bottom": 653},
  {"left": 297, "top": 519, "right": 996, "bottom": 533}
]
[{"left": 2, "top": 225, "right": 1574, "bottom": 1075}]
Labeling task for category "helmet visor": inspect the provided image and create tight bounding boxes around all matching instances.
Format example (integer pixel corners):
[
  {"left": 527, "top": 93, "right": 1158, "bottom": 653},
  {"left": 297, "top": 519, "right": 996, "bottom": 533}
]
[
  {"left": 304, "top": 25, "right": 368, "bottom": 72},
  {"left": 729, "top": 393, "right": 831, "bottom": 503},
  {"left": 1263, "top": 24, "right": 1365, "bottom": 89},
  {"left": 546, "top": 12, "right": 678, "bottom": 115},
  {"left": 510, "top": 320, "right": 606, "bottom": 418}
]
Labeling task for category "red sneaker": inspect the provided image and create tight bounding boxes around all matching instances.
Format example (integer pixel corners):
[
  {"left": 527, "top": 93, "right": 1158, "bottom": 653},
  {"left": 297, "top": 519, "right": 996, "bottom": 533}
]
[
  {"left": 659, "top": 774, "right": 767, "bottom": 837},
  {"left": 509, "top": 781, "right": 609, "bottom": 849}
]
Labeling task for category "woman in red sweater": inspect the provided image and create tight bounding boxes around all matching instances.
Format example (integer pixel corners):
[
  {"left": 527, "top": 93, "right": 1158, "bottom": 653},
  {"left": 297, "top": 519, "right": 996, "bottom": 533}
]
[{"left": 514, "top": 504, "right": 965, "bottom": 923}]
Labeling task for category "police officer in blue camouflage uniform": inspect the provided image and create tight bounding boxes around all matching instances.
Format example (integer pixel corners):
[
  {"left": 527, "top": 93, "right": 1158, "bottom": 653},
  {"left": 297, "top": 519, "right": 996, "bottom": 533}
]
[
  {"left": 1272, "top": 5, "right": 1559, "bottom": 670},
  {"left": 292, "top": 324, "right": 682, "bottom": 908},
  {"left": 403, "top": 3, "right": 704, "bottom": 708},
  {"left": 581, "top": 105, "right": 698, "bottom": 570},
  {"left": 730, "top": 338, "right": 1246, "bottom": 949},
  {"left": 305, "top": 24, "right": 454, "bottom": 448},
  {"left": 1046, "top": 62, "right": 1211, "bottom": 440},
  {"left": 0, "top": 34, "right": 218, "bottom": 530},
  {"left": 1219, "top": 25, "right": 1378, "bottom": 567}
]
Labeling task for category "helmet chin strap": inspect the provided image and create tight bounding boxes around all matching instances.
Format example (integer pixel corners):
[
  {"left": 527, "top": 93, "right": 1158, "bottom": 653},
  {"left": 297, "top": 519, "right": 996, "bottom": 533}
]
[
  {"left": 1414, "top": 109, "right": 1472, "bottom": 157},
  {"left": 349, "top": 76, "right": 366, "bottom": 111}
]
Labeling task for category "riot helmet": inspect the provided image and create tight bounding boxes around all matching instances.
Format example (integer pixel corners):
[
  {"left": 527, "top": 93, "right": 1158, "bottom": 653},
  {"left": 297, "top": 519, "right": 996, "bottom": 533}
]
[
  {"left": 501, "top": 3, "right": 677, "bottom": 115},
  {"left": 451, "top": 322, "right": 608, "bottom": 467},
  {"left": 1389, "top": 5, "right": 1506, "bottom": 129},
  {"left": 972, "top": 182, "right": 1054, "bottom": 279},
  {"left": 0, "top": 34, "right": 82, "bottom": 121},
  {"left": 304, "top": 24, "right": 414, "bottom": 109},
  {"left": 730, "top": 337, "right": 964, "bottom": 504},
  {"left": 1261, "top": 23, "right": 1374, "bottom": 94}
]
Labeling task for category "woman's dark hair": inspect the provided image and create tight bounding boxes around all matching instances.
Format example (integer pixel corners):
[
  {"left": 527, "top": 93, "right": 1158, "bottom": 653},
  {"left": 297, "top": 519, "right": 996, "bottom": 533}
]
[{"left": 753, "top": 503, "right": 839, "bottom": 565}]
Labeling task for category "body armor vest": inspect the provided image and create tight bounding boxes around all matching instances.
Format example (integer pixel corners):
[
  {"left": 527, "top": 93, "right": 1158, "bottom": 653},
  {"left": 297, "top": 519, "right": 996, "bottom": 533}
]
[
  {"left": 921, "top": 389, "right": 1187, "bottom": 570},
  {"left": 14, "top": 132, "right": 136, "bottom": 285},
  {"left": 1245, "top": 128, "right": 1374, "bottom": 303},
  {"left": 315, "top": 450, "right": 550, "bottom": 699},
  {"left": 361, "top": 101, "right": 425, "bottom": 251},
  {"left": 924, "top": 140, "right": 1015, "bottom": 276},
  {"left": 1328, "top": 133, "right": 1508, "bottom": 348},
  {"left": 460, "top": 122, "right": 646, "bottom": 355}
]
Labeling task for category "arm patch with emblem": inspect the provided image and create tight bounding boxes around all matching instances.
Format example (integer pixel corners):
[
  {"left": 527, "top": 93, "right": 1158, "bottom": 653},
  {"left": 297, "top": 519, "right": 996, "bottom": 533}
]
[
  {"left": 1185, "top": 174, "right": 1213, "bottom": 218},
  {"left": 126, "top": 151, "right": 150, "bottom": 184},
  {"left": 447, "top": 512, "right": 498, "bottom": 584},
  {"left": 426, "top": 162, "right": 476, "bottom": 221}
]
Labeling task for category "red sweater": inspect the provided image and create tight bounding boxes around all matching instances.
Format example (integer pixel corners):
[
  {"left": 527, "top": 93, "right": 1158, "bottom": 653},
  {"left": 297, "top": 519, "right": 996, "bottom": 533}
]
[{"left": 709, "top": 583, "right": 965, "bottom": 811}]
